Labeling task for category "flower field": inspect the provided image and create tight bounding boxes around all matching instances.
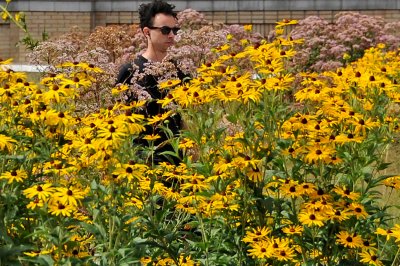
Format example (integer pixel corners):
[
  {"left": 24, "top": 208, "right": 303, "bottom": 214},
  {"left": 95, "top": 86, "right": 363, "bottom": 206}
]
[{"left": 2, "top": 2, "right": 400, "bottom": 265}]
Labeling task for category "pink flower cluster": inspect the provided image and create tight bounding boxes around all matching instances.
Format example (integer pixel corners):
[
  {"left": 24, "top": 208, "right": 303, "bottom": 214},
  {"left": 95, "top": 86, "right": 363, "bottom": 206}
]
[{"left": 290, "top": 12, "right": 400, "bottom": 72}]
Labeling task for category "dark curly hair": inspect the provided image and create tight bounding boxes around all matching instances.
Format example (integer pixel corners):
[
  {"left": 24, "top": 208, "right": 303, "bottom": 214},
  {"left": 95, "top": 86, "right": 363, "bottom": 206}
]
[{"left": 139, "top": 0, "right": 177, "bottom": 30}]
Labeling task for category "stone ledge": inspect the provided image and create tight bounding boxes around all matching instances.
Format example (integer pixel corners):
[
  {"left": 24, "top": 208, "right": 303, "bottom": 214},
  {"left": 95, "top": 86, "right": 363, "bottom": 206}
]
[{"left": 3, "top": 64, "right": 49, "bottom": 72}]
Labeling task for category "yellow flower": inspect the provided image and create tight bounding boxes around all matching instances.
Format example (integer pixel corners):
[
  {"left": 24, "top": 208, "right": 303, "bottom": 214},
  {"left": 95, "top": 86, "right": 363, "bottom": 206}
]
[
  {"left": 143, "top": 134, "right": 161, "bottom": 141},
  {"left": 327, "top": 209, "right": 351, "bottom": 222},
  {"left": 359, "top": 250, "right": 383, "bottom": 266},
  {"left": 159, "top": 79, "right": 181, "bottom": 90},
  {"left": 376, "top": 227, "right": 393, "bottom": 241},
  {"left": 26, "top": 198, "right": 45, "bottom": 210},
  {"left": 15, "top": 12, "right": 23, "bottom": 22},
  {"left": 23, "top": 183, "right": 55, "bottom": 201},
  {"left": 0, "top": 58, "right": 13, "bottom": 65},
  {"left": 242, "top": 227, "right": 272, "bottom": 244},
  {"left": 333, "top": 186, "right": 360, "bottom": 201},
  {"left": 125, "top": 196, "right": 144, "bottom": 209},
  {"left": 112, "top": 163, "right": 147, "bottom": 182},
  {"left": 24, "top": 248, "right": 52, "bottom": 257},
  {"left": 343, "top": 53, "right": 351, "bottom": 60},
  {"left": 44, "top": 110, "right": 73, "bottom": 127},
  {"left": 0, "top": 169, "right": 28, "bottom": 184},
  {"left": 304, "top": 144, "right": 335, "bottom": 164},
  {"left": 60, "top": 73, "right": 92, "bottom": 89},
  {"left": 282, "top": 225, "right": 303, "bottom": 235},
  {"left": 178, "top": 254, "right": 196, "bottom": 266},
  {"left": 383, "top": 176, "right": 400, "bottom": 189},
  {"left": 140, "top": 256, "right": 152, "bottom": 265},
  {"left": 347, "top": 202, "right": 368, "bottom": 219},
  {"left": 336, "top": 231, "right": 363, "bottom": 248},
  {"left": 0, "top": 134, "right": 17, "bottom": 151},
  {"left": 275, "top": 19, "right": 298, "bottom": 27},
  {"left": 1, "top": 11, "right": 9, "bottom": 21},
  {"left": 111, "top": 84, "right": 129, "bottom": 95},
  {"left": 147, "top": 110, "right": 173, "bottom": 125},
  {"left": 243, "top": 24, "right": 253, "bottom": 32},
  {"left": 298, "top": 210, "right": 325, "bottom": 227},
  {"left": 247, "top": 240, "right": 272, "bottom": 259},
  {"left": 48, "top": 201, "right": 75, "bottom": 217},
  {"left": 53, "top": 186, "right": 86, "bottom": 206}
]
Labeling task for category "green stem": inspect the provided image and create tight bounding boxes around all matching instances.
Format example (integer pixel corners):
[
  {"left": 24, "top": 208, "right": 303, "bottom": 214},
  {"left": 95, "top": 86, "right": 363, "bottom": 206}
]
[
  {"left": 391, "top": 247, "right": 400, "bottom": 266},
  {"left": 197, "top": 213, "right": 209, "bottom": 266}
]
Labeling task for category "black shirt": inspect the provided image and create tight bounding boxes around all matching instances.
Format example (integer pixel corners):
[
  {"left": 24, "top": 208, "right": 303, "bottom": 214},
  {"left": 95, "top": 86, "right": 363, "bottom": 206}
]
[{"left": 116, "top": 55, "right": 186, "bottom": 163}]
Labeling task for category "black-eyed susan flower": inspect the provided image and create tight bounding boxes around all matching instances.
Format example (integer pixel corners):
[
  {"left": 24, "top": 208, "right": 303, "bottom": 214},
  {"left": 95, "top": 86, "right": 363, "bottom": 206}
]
[
  {"left": 143, "top": 134, "right": 161, "bottom": 141},
  {"left": 247, "top": 240, "right": 272, "bottom": 259},
  {"left": 274, "top": 246, "right": 296, "bottom": 262},
  {"left": 242, "top": 226, "right": 271, "bottom": 243},
  {"left": 275, "top": 19, "right": 298, "bottom": 28},
  {"left": 159, "top": 78, "right": 181, "bottom": 90},
  {"left": 42, "top": 83, "right": 71, "bottom": 103},
  {"left": 180, "top": 174, "right": 209, "bottom": 192},
  {"left": 26, "top": 198, "right": 45, "bottom": 210},
  {"left": 48, "top": 201, "right": 75, "bottom": 217},
  {"left": 359, "top": 250, "right": 383, "bottom": 266},
  {"left": 327, "top": 209, "right": 351, "bottom": 222},
  {"left": 0, "top": 133, "right": 17, "bottom": 151},
  {"left": 333, "top": 186, "right": 360, "bottom": 201},
  {"left": 111, "top": 83, "right": 129, "bottom": 95},
  {"left": 375, "top": 227, "right": 393, "bottom": 241},
  {"left": 53, "top": 186, "right": 85, "bottom": 207},
  {"left": 60, "top": 73, "right": 92, "bottom": 89},
  {"left": 390, "top": 224, "right": 400, "bottom": 243},
  {"left": 383, "top": 176, "right": 400, "bottom": 189},
  {"left": 336, "top": 231, "right": 363, "bottom": 248},
  {"left": 304, "top": 144, "right": 335, "bottom": 164},
  {"left": 23, "top": 183, "right": 55, "bottom": 201},
  {"left": 347, "top": 202, "right": 368, "bottom": 219},
  {"left": 280, "top": 180, "right": 305, "bottom": 198},
  {"left": 0, "top": 169, "right": 28, "bottom": 184},
  {"left": 298, "top": 210, "right": 325, "bottom": 227},
  {"left": 282, "top": 225, "right": 303, "bottom": 235},
  {"left": 178, "top": 254, "right": 197, "bottom": 266}
]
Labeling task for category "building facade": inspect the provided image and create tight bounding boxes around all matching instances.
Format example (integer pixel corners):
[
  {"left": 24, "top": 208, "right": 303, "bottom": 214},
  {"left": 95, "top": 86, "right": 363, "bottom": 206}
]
[{"left": 1, "top": 0, "right": 400, "bottom": 62}]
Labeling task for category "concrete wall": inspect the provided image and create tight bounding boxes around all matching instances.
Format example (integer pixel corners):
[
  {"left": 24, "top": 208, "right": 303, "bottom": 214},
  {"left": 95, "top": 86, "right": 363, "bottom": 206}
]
[{"left": 2, "top": 0, "right": 400, "bottom": 62}]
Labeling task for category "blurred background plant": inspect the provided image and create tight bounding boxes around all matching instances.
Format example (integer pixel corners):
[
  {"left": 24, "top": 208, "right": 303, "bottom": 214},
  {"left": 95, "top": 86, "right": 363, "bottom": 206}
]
[
  {"left": 290, "top": 11, "right": 400, "bottom": 72},
  {"left": 0, "top": 0, "right": 47, "bottom": 50}
]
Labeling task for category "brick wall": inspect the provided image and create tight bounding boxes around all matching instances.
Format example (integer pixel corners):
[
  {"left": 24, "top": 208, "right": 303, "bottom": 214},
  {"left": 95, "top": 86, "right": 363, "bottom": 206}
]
[
  {"left": 1, "top": 12, "right": 92, "bottom": 62},
  {"left": 2, "top": 9, "right": 400, "bottom": 62}
]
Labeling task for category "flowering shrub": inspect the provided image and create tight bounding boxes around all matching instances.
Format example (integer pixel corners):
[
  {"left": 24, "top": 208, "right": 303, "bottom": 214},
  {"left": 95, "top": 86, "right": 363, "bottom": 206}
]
[
  {"left": 1, "top": 18, "right": 400, "bottom": 265},
  {"left": 27, "top": 24, "right": 139, "bottom": 114},
  {"left": 290, "top": 12, "right": 400, "bottom": 72}
]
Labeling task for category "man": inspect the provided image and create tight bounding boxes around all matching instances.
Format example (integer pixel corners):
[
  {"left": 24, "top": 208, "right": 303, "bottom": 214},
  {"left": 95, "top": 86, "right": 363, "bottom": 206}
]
[{"left": 116, "top": 0, "right": 186, "bottom": 165}]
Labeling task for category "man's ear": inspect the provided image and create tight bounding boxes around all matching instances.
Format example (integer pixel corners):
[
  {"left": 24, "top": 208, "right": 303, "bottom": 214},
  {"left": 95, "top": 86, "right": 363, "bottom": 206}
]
[{"left": 143, "top": 28, "right": 150, "bottom": 38}]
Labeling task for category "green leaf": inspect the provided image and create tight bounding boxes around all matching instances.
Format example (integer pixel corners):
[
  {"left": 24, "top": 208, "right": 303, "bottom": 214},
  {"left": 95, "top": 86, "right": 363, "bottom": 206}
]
[{"left": 376, "top": 162, "right": 392, "bottom": 171}]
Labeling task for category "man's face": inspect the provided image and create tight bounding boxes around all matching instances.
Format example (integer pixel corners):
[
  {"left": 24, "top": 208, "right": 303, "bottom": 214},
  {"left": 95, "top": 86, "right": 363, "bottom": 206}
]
[{"left": 146, "top": 13, "right": 178, "bottom": 53}]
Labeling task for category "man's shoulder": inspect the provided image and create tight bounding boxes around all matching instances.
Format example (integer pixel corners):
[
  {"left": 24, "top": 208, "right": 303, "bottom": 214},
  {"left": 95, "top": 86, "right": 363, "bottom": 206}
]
[
  {"left": 120, "top": 62, "right": 133, "bottom": 72},
  {"left": 133, "top": 55, "right": 148, "bottom": 72}
]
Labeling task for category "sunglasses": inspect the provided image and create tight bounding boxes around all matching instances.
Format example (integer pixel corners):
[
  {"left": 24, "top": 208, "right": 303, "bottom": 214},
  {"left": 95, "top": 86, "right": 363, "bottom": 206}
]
[{"left": 149, "top": 26, "right": 180, "bottom": 35}]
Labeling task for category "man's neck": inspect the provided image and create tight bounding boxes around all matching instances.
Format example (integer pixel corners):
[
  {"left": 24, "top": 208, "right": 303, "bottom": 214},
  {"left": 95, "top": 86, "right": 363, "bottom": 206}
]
[{"left": 142, "top": 48, "right": 167, "bottom": 62}]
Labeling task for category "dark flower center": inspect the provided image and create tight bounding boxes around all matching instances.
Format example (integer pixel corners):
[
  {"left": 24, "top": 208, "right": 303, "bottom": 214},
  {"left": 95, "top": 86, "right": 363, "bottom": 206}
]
[{"left": 126, "top": 167, "right": 133, "bottom": 173}]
